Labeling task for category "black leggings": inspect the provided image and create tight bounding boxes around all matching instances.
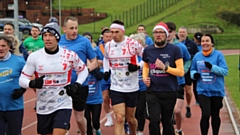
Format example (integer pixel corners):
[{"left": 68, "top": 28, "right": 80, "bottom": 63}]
[
  {"left": 84, "top": 104, "right": 102, "bottom": 135},
  {"left": 135, "top": 90, "right": 146, "bottom": 131},
  {"left": 192, "top": 80, "right": 198, "bottom": 102},
  {"left": 198, "top": 95, "right": 223, "bottom": 135}
]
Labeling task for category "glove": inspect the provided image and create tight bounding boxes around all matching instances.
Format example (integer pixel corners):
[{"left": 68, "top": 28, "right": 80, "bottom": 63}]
[
  {"left": 12, "top": 88, "right": 26, "bottom": 99},
  {"left": 127, "top": 63, "right": 140, "bottom": 72},
  {"left": 194, "top": 73, "right": 201, "bottom": 79},
  {"left": 29, "top": 75, "right": 45, "bottom": 89},
  {"left": 91, "top": 68, "right": 104, "bottom": 80},
  {"left": 64, "top": 82, "right": 82, "bottom": 97},
  {"left": 204, "top": 61, "right": 212, "bottom": 69},
  {"left": 103, "top": 72, "right": 110, "bottom": 81}
]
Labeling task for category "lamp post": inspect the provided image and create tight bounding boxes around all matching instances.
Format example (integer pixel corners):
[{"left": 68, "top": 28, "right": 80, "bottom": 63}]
[
  {"left": 50, "top": 0, "right": 52, "bottom": 17},
  {"left": 14, "top": 0, "right": 19, "bottom": 39},
  {"left": 59, "top": 0, "right": 61, "bottom": 33}
]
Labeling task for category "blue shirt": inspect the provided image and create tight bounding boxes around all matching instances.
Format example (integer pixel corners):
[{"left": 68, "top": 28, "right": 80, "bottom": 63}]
[
  {"left": 190, "top": 49, "right": 228, "bottom": 97},
  {"left": 0, "top": 54, "right": 25, "bottom": 111},
  {"left": 59, "top": 34, "right": 96, "bottom": 85},
  {"left": 145, "top": 36, "right": 154, "bottom": 46},
  {"left": 173, "top": 39, "right": 191, "bottom": 85},
  {"left": 138, "top": 56, "right": 146, "bottom": 91},
  {"left": 197, "top": 44, "right": 202, "bottom": 52},
  {"left": 86, "top": 46, "right": 103, "bottom": 104}
]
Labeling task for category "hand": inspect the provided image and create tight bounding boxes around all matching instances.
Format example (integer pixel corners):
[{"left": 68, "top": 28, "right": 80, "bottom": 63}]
[
  {"left": 12, "top": 88, "right": 26, "bottom": 99},
  {"left": 29, "top": 75, "right": 45, "bottom": 88},
  {"left": 143, "top": 77, "right": 151, "bottom": 87},
  {"left": 91, "top": 68, "right": 104, "bottom": 80},
  {"left": 64, "top": 82, "right": 82, "bottom": 97},
  {"left": 194, "top": 73, "right": 201, "bottom": 79},
  {"left": 103, "top": 72, "right": 110, "bottom": 81},
  {"left": 204, "top": 61, "right": 212, "bottom": 69},
  {"left": 127, "top": 63, "right": 140, "bottom": 72},
  {"left": 155, "top": 58, "right": 165, "bottom": 70}
]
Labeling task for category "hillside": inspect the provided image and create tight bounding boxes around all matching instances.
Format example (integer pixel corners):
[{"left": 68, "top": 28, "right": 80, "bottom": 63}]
[{"left": 53, "top": 0, "right": 240, "bottom": 49}]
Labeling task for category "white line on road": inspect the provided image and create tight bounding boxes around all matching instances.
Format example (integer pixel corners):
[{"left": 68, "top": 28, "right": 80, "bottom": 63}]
[
  {"left": 21, "top": 121, "right": 37, "bottom": 131},
  {"left": 24, "top": 98, "right": 36, "bottom": 104}
]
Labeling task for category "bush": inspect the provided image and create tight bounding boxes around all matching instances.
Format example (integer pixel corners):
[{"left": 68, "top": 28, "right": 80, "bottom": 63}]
[
  {"left": 70, "top": 12, "right": 76, "bottom": 16},
  {"left": 218, "top": 11, "right": 240, "bottom": 26},
  {"left": 42, "top": 12, "right": 48, "bottom": 16},
  {"left": 77, "top": 12, "right": 82, "bottom": 16}
]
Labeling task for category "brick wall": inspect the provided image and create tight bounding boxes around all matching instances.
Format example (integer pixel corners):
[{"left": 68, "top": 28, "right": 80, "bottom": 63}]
[{"left": 1, "top": 0, "right": 107, "bottom": 25}]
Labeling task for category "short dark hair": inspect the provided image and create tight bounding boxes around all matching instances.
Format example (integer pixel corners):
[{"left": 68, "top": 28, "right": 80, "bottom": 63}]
[
  {"left": 137, "top": 24, "right": 146, "bottom": 30},
  {"left": 112, "top": 20, "right": 124, "bottom": 26},
  {"left": 202, "top": 33, "right": 215, "bottom": 44},
  {"left": 4, "top": 22, "right": 14, "bottom": 29},
  {"left": 166, "top": 22, "right": 176, "bottom": 31},
  {"left": 31, "top": 25, "right": 40, "bottom": 31},
  {"left": 102, "top": 28, "right": 110, "bottom": 35}
]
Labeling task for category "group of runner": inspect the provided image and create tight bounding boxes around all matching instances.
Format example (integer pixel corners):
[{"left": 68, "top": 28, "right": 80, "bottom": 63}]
[{"left": 0, "top": 16, "right": 228, "bottom": 135}]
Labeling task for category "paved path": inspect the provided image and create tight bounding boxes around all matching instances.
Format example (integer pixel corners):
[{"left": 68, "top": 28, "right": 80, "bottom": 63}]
[{"left": 21, "top": 50, "right": 240, "bottom": 135}]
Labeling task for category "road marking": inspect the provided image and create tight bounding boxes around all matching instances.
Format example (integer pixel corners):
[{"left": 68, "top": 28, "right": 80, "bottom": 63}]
[
  {"left": 24, "top": 98, "right": 36, "bottom": 104},
  {"left": 21, "top": 121, "right": 37, "bottom": 131},
  {"left": 100, "top": 111, "right": 114, "bottom": 123}
]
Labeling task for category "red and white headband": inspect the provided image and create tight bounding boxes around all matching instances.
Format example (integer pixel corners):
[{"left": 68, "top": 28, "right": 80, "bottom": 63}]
[{"left": 110, "top": 23, "right": 125, "bottom": 32}]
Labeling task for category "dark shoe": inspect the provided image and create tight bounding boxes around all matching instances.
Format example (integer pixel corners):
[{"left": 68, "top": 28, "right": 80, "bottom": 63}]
[
  {"left": 34, "top": 102, "right": 36, "bottom": 110},
  {"left": 124, "top": 122, "right": 130, "bottom": 134},
  {"left": 172, "top": 119, "right": 176, "bottom": 125},
  {"left": 186, "top": 106, "right": 191, "bottom": 118}
]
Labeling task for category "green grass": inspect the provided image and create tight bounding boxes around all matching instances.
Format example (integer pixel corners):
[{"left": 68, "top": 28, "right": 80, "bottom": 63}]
[
  {"left": 225, "top": 55, "right": 240, "bottom": 109},
  {"left": 51, "top": 0, "right": 240, "bottom": 114},
  {"left": 53, "top": 0, "right": 149, "bottom": 15},
  {"left": 54, "top": 0, "right": 239, "bottom": 33}
]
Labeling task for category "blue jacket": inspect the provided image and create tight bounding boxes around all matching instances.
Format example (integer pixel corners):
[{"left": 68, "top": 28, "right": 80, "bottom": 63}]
[
  {"left": 19, "top": 43, "right": 29, "bottom": 60},
  {"left": 190, "top": 49, "right": 228, "bottom": 97}
]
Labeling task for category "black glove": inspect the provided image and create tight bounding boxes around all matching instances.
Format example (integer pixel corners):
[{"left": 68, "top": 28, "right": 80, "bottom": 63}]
[
  {"left": 194, "top": 73, "right": 201, "bottom": 79},
  {"left": 103, "top": 72, "right": 110, "bottom": 81},
  {"left": 12, "top": 88, "right": 26, "bottom": 99},
  {"left": 127, "top": 63, "right": 140, "bottom": 72},
  {"left": 29, "top": 75, "right": 45, "bottom": 89},
  {"left": 64, "top": 82, "right": 82, "bottom": 97},
  {"left": 204, "top": 61, "right": 212, "bottom": 69},
  {"left": 91, "top": 68, "right": 104, "bottom": 80}
]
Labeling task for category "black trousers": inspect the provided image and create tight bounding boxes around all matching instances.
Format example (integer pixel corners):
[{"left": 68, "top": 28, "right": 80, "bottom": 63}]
[
  {"left": 198, "top": 94, "right": 223, "bottom": 135},
  {"left": 136, "top": 90, "right": 146, "bottom": 131},
  {"left": 84, "top": 104, "right": 102, "bottom": 135},
  {"left": 146, "top": 89, "right": 177, "bottom": 135}
]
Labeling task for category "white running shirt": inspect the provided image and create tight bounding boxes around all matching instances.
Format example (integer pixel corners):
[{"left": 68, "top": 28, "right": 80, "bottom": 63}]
[
  {"left": 103, "top": 36, "right": 143, "bottom": 93},
  {"left": 19, "top": 47, "right": 87, "bottom": 114}
]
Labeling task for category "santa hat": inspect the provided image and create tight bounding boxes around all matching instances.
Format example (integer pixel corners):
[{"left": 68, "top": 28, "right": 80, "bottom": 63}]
[{"left": 153, "top": 22, "right": 169, "bottom": 37}]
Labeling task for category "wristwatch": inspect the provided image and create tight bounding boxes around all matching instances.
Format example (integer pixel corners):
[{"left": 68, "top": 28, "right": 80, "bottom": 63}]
[{"left": 165, "top": 65, "right": 168, "bottom": 71}]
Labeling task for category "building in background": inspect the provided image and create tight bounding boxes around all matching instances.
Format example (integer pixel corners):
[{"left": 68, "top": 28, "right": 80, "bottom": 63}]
[{"left": 0, "top": 0, "right": 107, "bottom": 25}]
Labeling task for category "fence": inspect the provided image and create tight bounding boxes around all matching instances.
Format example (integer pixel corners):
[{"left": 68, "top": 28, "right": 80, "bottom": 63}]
[{"left": 110, "top": 0, "right": 181, "bottom": 28}]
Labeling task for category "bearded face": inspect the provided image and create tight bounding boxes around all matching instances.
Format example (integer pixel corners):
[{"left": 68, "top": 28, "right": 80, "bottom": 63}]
[{"left": 155, "top": 38, "right": 166, "bottom": 47}]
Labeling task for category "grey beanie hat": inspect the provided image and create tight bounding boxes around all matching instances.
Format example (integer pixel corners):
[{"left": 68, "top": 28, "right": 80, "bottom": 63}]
[
  {"left": 41, "top": 17, "right": 61, "bottom": 41},
  {"left": 49, "top": 17, "right": 58, "bottom": 23}
]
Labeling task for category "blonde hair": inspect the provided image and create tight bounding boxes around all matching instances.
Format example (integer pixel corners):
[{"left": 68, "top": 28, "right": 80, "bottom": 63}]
[
  {"left": 7, "top": 35, "right": 22, "bottom": 56},
  {"left": 130, "top": 33, "right": 146, "bottom": 47},
  {"left": 91, "top": 41, "right": 97, "bottom": 48}
]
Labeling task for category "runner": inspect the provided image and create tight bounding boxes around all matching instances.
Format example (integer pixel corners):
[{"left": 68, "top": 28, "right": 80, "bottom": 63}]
[
  {"left": 19, "top": 20, "right": 88, "bottom": 135},
  {"left": 103, "top": 20, "right": 143, "bottom": 135},
  {"left": 59, "top": 16, "right": 98, "bottom": 135}
]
